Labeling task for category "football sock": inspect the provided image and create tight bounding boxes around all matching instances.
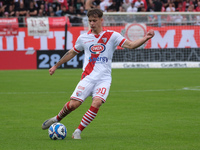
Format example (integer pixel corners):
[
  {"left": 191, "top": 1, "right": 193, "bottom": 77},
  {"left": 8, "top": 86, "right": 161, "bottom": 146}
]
[
  {"left": 56, "top": 101, "right": 73, "bottom": 121},
  {"left": 75, "top": 128, "right": 82, "bottom": 133},
  {"left": 77, "top": 106, "right": 99, "bottom": 131}
]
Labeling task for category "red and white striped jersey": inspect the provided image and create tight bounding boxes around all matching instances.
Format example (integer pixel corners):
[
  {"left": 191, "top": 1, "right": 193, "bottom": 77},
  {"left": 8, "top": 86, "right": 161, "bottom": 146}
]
[{"left": 73, "top": 29, "right": 126, "bottom": 81}]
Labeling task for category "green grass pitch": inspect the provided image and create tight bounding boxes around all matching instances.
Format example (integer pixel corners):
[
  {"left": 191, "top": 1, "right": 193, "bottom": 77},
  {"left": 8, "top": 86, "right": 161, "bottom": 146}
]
[{"left": 0, "top": 68, "right": 200, "bottom": 150}]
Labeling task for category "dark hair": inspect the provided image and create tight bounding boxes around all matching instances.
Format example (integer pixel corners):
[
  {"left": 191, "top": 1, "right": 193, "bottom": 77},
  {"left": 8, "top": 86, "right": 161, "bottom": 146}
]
[{"left": 87, "top": 8, "right": 103, "bottom": 18}]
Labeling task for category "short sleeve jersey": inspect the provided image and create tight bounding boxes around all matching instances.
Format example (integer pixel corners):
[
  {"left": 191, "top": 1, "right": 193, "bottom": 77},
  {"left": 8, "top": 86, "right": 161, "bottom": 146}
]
[{"left": 73, "top": 29, "right": 126, "bottom": 81}]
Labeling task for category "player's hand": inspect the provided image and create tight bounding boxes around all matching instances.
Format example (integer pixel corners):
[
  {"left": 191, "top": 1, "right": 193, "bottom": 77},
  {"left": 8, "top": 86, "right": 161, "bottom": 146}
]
[
  {"left": 49, "top": 65, "right": 57, "bottom": 75},
  {"left": 146, "top": 29, "right": 155, "bottom": 40}
]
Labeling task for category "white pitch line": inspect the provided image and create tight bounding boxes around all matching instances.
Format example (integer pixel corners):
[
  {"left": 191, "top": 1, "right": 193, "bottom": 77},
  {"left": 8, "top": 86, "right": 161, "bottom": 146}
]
[
  {"left": 0, "top": 91, "right": 69, "bottom": 95},
  {"left": 0, "top": 88, "right": 199, "bottom": 95},
  {"left": 110, "top": 89, "right": 183, "bottom": 93}
]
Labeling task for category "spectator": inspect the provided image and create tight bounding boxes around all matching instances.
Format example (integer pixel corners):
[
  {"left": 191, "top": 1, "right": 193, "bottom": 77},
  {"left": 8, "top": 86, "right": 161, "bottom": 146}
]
[
  {"left": 126, "top": 2, "right": 138, "bottom": 12},
  {"left": 75, "top": 0, "right": 84, "bottom": 14},
  {"left": 107, "top": 1, "right": 118, "bottom": 11},
  {"left": 51, "top": 0, "right": 60, "bottom": 12},
  {"left": 118, "top": 6, "right": 126, "bottom": 12},
  {"left": 18, "top": 1, "right": 27, "bottom": 16},
  {"left": 47, "top": 6, "right": 55, "bottom": 16},
  {"left": 4, "top": 11, "right": 9, "bottom": 18},
  {"left": 85, "top": 0, "right": 96, "bottom": 12},
  {"left": 77, "top": 6, "right": 86, "bottom": 16},
  {"left": 166, "top": 2, "right": 175, "bottom": 12},
  {"left": 67, "top": 5, "right": 82, "bottom": 24},
  {"left": 67, "top": 0, "right": 73, "bottom": 6},
  {"left": 29, "top": 1, "right": 38, "bottom": 16},
  {"left": 146, "top": 0, "right": 154, "bottom": 12},
  {"left": 100, "top": 0, "right": 113, "bottom": 12},
  {"left": 56, "top": 5, "right": 68, "bottom": 16},
  {"left": 57, "top": 0, "right": 68, "bottom": 10},
  {"left": 43, "top": 1, "right": 49, "bottom": 11},
  {"left": 162, "top": 0, "right": 170, "bottom": 9},
  {"left": 195, "top": 1, "right": 200, "bottom": 11},
  {"left": 187, "top": 3, "right": 196, "bottom": 11},
  {"left": 132, "top": 0, "right": 147, "bottom": 10},
  {"left": 0, "top": 6, "right": 3, "bottom": 17},
  {"left": 24, "top": 0, "right": 30, "bottom": 8},
  {"left": 182, "top": 0, "right": 193, "bottom": 11},
  {"left": 134, "top": 0, "right": 145, "bottom": 11},
  {"left": 93, "top": 0, "right": 101, "bottom": 9},
  {"left": 191, "top": 0, "right": 197, "bottom": 8},
  {"left": 38, "top": 9, "right": 44, "bottom": 16},
  {"left": 39, "top": 4, "right": 47, "bottom": 16},
  {"left": 49, "top": 10, "right": 56, "bottom": 16},
  {"left": 153, "top": 0, "right": 163, "bottom": 12},
  {"left": 176, "top": 3, "right": 185, "bottom": 11},
  {"left": 43, "top": 0, "right": 51, "bottom": 11},
  {"left": 2, "top": 0, "right": 12, "bottom": 12},
  {"left": 36, "top": 0, "right": 46, "bottom": 9},
  {"left": 173, "top": 0, "right": 181, "bottom": 10},
  {"left": 66, "top": 5, "right": 76, "bottom": 15},
  {"left": 14, "top": 0, "right": 20, "bottom": 11},
  {"left": 116, "top": 0, "right": 124, "bottom": 10},
  {"left": 8, "top": 4, "right": 15, "bottom": 17},
  {"left": 122, "top": 0, "right": 131, "bottom": 11}
]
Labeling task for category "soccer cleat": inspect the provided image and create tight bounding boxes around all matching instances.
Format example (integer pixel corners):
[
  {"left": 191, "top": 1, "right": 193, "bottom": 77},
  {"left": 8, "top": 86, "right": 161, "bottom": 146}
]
[
  {"left": 72, "top": 130, "right": 81, "bottom": 139},
  {"left": 42, "top": 116, "right": 58, "bottom": 130}
]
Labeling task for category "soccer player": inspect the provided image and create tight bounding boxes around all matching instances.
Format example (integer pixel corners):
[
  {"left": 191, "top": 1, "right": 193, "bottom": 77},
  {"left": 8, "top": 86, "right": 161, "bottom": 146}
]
[{"left": 42, "top": 8, "right": 155, "bottom": 139}]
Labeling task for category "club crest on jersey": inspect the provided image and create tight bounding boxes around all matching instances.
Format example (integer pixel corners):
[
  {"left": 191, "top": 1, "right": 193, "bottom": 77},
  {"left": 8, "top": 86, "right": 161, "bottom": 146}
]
[
  {"left": 89, "top": 43, "right": 106, "bottom": 54},
  {"left": 76, "top": 91, "right": 82, "bottom": 96},
  {"left": 102, "top": 38, "right": 107, "bottom": 43}
]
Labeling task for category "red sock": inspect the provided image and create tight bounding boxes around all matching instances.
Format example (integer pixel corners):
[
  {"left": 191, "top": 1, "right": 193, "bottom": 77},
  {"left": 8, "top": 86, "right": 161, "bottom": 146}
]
[
  {"left": 56, "top": 101, "right": 73, "bottom": 121},
  {"left": 77, "top": 106, "right": 99, "bottom": 131}
]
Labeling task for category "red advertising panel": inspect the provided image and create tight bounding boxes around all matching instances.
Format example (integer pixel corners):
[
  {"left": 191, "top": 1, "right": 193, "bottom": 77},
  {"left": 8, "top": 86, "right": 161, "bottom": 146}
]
[
  {"left": 0, "top": 51, "right": 36, "bottom": 70},
  {"left": 48, "top": 16, "right": 70, "bottom": 28},
  {"left": 0, "top": 18, "right": 19, "bottom": 36}
]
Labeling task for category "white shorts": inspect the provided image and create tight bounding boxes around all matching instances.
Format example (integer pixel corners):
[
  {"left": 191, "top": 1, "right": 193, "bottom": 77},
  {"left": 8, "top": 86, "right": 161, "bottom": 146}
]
[{"left": 70, "top": 79, "right": 111, "bottom": 103}]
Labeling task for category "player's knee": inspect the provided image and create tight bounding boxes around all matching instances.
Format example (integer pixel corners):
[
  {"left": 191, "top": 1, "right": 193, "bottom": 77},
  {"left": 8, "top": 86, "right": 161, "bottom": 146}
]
[
  {"left": 69, "top": 99, "right": 82, "bottom": 110},
  {"left": 92, "top": 98, "right": 103, "bottom": 109}
]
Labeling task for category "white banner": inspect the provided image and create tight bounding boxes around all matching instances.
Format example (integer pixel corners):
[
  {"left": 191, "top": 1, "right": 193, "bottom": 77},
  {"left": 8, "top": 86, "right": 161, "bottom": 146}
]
[
  {"left": 27, "top": 17, "right": 49, "bottom": 36},
  {"left": 112, "top": 62, "right": 200, "bottom": 68}
]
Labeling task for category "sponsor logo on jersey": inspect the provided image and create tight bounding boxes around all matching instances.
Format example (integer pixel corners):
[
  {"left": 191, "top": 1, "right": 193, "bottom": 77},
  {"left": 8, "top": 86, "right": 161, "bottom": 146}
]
[
  {"left": 89, "top": 43, "right": 106, "bottom": 54},
  {"left": 84, "top": 40, "right": 94, "bottom": 44},
  {"left": 89, "top": 56, "right": 108, "bottom": 64}
]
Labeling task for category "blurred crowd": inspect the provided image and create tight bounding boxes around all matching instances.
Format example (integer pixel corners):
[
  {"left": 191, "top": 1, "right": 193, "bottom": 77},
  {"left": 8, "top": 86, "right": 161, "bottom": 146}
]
[{"left": 0, "top": 0, "right": 199, "bottom": 24}]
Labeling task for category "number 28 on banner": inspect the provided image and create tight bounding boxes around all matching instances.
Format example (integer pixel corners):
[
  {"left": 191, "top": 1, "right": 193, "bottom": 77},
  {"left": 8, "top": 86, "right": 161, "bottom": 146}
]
[{"left": 27, "top": 17, "right": 49, "bottom": 36}]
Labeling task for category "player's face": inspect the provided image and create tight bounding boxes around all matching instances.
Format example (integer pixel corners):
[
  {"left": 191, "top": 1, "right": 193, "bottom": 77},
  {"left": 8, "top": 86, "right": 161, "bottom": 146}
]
[{"left": 88, "top": 16, "right": 103, "bottom": 34}]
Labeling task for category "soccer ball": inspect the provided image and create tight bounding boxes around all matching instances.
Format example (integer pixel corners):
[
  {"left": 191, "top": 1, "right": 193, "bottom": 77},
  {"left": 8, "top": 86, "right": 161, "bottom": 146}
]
[{"left": 48, "top": 123, "right": 67, "bottom": 140}]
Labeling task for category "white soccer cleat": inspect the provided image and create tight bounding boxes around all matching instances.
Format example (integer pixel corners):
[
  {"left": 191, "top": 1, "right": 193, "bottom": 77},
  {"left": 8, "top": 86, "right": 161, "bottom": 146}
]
[
  {"left": 42, "top": 116, "right": 58, "bottom": 130},
  {"left": 72, "top": 130, "right": 81, "bottom": 139}
]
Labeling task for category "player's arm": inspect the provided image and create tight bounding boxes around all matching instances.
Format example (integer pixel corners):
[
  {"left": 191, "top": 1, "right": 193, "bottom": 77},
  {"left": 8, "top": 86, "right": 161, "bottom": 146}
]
[
  {"left": 49, "top": 49, "right": 78, "bottom": 75},
  {"left": 122, "top": 29, "right": 155, "bottom": 49}
]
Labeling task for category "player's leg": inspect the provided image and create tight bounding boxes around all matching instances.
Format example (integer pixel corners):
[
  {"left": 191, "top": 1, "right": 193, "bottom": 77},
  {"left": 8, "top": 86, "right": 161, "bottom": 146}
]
[
  {"left": 42, "top": 79, "right": 92, "bottom": 130},
  {"left": 72, "top": 81, "right": 111, "bottom": 139},
  {"left": 42, "top": 100, "right": 81, "bottom": 130},
  {"left": 56, "top": 99, "right": 82, "bottom": 121},
  {"left": 72, "top": 98, "right": 102, "bottom": 139}
]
